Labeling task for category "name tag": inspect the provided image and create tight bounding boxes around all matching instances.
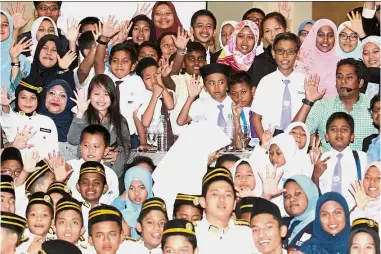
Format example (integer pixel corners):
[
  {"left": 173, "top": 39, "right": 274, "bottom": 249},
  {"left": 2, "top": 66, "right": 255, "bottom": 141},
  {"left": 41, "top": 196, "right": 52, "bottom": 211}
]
[
  {"left": 40, "top": 128, "right": 51, "bottom": 133},
  {"left": 300, "top": 233, "right": 311, "bottom": 242},
  {"left": 128, "top": 101, "right": 133, "bottom": 104},
  {"left": 298, "top": 91, "right": 306, "bottom": 95}
]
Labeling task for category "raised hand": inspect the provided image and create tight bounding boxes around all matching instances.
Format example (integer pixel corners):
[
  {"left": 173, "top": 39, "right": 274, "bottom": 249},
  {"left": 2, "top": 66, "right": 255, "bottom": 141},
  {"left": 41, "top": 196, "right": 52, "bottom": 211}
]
[
  {"left": 45, "top": 150, "right": 73, "bottom": 182},
  {"left": 9, "top": 37, "right": 33, "bottom": 59},
  {"left": 349, "top": 180, "right": 372, "bottom": 210},
  {"left": 65, "top": 18, "right": 81, "bottom": 42},
  {"left": 232, "top": 102, "right": 243, "bottom": 117},
  {"left": 159, "top": 57, "right": 174, "bottom": 78},
  {"left": 152, "top": 73, "right": 164, "bottom": 98},
  {"left": 0, "top": 87, "right": 15, "bottom": 107},
  {"left": 309, "top": 134, "right": 322, "bottom": 165},
  {"left": 171, "top": 27, "right": 190, "bottom": 51},
  {"left": 101, "top": 15, "right": 120, "bottom": 38},
  {"left": 70, "top": 88, "right": 91, "bottom": 117},
  {"left": 92, "top": 22, "right": 102, "bottom": 43},
  {"left": 27, "top": 236, "right": 43, "bottom": 254},
  {"left": 304, "top": 74, "right": 325, "bottom": 103},
  {"left": 23, "top": 150, "right": 40, "bottom": 173},
  {"left": 186, "top": 74, "right": 202, "bottom": 98},
  {"left": 346, "top": 11, "right": 366, "bottom": 39},
  {"left": 57, "top": 50, "right": 77, "bottom": 69},
  {"left": 133, "top": 2, "right": 153, "bottom": 18},
  {"left": 312, "top": 154, "right": 330, "bottom": 180},
  {"left": 277, "top": 2, "right": 292, "bottom": 20},
  {"left": 115, "top": 20, "right": 132, "bottom": 44},
  {"left": 235, "top": 186, "right": 255, "bottom": 199},
  {"left": 260, "top": 123, "right": 275, "bottom": 149},
  {"left": 8, "top": 2, "right": 31, "bottom": 30},
  {"left": 259, "top": 164, "right": 285, "bottom": 199},
  {"left": 11, "top": 125, "right": 36, "bottom": 150}
]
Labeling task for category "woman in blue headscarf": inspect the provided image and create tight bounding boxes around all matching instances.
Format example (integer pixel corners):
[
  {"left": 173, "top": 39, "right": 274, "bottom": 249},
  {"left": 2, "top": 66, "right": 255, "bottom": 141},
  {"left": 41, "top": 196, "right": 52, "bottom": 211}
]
[
  {"left": 111, "top": 166, "right": 153, "bottom": 238},
  {"left": 282, "top": 175, "right": 319, "bottom": 250},
  {"left": 298, "top": 192, "right": 351, "bottom": 254},
  {"left": 297, "top": 19, "right": 315, "bottom": 44},
  {"left": 1, "top": 10, "right": 31, "bottom": 96}
]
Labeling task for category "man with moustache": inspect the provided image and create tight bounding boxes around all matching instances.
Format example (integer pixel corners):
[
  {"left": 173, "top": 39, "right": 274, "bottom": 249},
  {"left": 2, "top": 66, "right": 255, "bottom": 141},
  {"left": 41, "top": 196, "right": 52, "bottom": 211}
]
[{"left": 293, "top": 58, "right": 378, "bottom": 152}]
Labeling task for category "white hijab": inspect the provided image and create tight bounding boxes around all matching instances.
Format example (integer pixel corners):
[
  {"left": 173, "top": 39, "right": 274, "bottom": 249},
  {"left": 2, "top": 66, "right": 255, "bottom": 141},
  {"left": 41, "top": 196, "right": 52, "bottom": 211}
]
[
  {"left": 152, "top": 122, "right": 231, "bottom": 217},
  {"left": 219, "top": 20, "right": 238, "bottom": 49},
  {"left": 30, "top": 16, "right": 58, "bottom": 60},
  {"left": 231, "top": 159, "right": 263, "bottom": 197}
]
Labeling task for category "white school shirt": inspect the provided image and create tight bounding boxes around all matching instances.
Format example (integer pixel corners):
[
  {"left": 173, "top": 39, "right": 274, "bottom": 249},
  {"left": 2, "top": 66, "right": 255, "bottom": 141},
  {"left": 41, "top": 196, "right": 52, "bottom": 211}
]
[
  {"left": 122, "top": 239, "right": 162, "bottom": 254},
  {"left": 15, "top": 184, "right": 28, "bottom": 217},
  {"left": 73, "top": 66, "right": 95, "bottom": 97},
  {"left": 319, "top": 146, "right": 367, "bottom": 210},
  {"left": 66, "top": 158, "right": 119, "bottom": 205},
  {"left": 195, "top": 217, "right": 257, "bottom": 254},
  {"left": 251, "top": 69, "right": 306, "bottom": 130},
  {"left": 189, "top": 95, "right": 233, "bottom": 127},
  {"left": 170, "top": 72, "right": 209, "bottom": 136},
  {"left": 0, "top": 109, "right": 59, "bottom": 159},
  {"left": 16, "top": 229, "right": 55, "bottom": 254},
  {"left": 80, "top": 201, "right": 101, "bottom": 241},
  {"left": 104, "top": 70, "right": 147, "bottom": 135}
]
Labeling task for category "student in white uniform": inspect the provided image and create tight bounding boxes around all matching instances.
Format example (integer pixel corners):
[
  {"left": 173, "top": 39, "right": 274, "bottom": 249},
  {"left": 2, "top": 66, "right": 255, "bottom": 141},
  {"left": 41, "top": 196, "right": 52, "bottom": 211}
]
[
  {"left": 123, "top": 197, "right": 168, "bottom": 254},
  {"left": 250, "top": 197, "right": 288, "bottom": 254},
  {"left": 161, "top": 219, "right": 199, "bottom": 254},
  {"left": 16, "top": 192, "right": 55, "bottom": 254},
  {"left": 66, "top": 125, "right": 119, "bottom": 205},
  {"left": 195, "top": 167, "right": 257, "bottom": 254},
  {"left": 0, "top": 175, "right": 16, "bottom": 213},
  {"left": 0, "top": 211, "right": 27, "bottom": 254},
  {"left": 0, "top": 79, "right": 59, "bottom": 159},
  {"left": 313, "top": 112, "right": 367, "bottom": 211},
  {"left": 251, "top": 33, "right": 306, "bottom": 140},
  {"left": 177, "top": 63, "right": 233, "bottom": 132}
]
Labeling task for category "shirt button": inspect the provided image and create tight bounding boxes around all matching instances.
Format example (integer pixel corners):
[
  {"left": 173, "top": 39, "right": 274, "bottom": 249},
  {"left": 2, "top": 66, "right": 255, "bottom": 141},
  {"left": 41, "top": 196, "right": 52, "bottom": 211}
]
[{"left": 43, "top": 136, "right": 46, "bottom": 139}]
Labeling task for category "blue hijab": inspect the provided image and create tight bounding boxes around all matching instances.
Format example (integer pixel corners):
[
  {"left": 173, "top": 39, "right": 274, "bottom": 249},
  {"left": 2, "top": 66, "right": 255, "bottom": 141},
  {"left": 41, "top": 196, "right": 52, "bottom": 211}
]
[
  {"left": 283, "top": 175, "right": 319, "bottom": 244},
  {"left": 38, "top": 79, "right": 74, "bottom": 142},
  {"left": 121, "top": 166, "right": 153, "bottom": 228},
  {"left": 298, "top": 192, "right": 351, "bottom": 254},
  {"left": 297, "top": 19, "right": 315, "bottom": 35},
  {"left": 1, "top": 10, "right": 31, "bottom": 95}
]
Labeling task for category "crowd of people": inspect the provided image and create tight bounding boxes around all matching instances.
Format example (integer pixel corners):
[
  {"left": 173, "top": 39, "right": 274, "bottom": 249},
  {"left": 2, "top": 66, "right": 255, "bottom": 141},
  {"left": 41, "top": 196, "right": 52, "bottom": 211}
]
[{"left": 0, "top": 1, "right": 380, "bottom": 254}]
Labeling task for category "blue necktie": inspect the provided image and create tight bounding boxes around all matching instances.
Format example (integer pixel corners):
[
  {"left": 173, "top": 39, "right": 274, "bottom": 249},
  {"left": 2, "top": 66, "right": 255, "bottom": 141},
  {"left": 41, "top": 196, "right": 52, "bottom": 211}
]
[
  {"left": 240, "top": 111, "right": 249, "bottom": 134},
  {"left": 332, "top": 153, "right": 344, "bottom": 194},
  {"left": 280, "top": 79, "right": 292, "bottom": 130},
  {"left": 217, "top": 104, "right": 226, "bottom": 128}
]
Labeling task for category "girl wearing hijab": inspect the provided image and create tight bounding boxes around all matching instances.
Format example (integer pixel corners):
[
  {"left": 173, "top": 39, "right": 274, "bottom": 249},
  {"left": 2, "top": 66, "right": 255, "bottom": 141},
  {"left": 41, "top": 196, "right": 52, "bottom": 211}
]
[
  {"left": 298, "top": 192, "right": 351, "bottom": 254},
  {"left": 26, "top": 34, "right": 77, "bottom": 90},
  {"left": 298, "top": 19, "right": 315, "bottom": 44},
  {"left": 295, "top": 19, "right": 342, "bottom": 98},
  {"left": 349, "top": 218, "right": 380, "bottom": 254},
  {"left": 336, "top": 21, "right": 362, "bottom": 59},
  {"left": 361, "top": 36, "right": 380, "bottom": 98},
  {"left": 217, "top": 20, "right": 259, "bottom": 72},
  {"left": 38, "top": 79, "right": 76, "bottom": 161},
  {"left": 282, "top": 175, "right": 319, "bottom": 251},
  {"left": 28, "top": 16, "right": 58, "bottom": 62},
  {"left": 1, "top": 10, "right": 31, "bottom": 94},
  {"left": 350, "top": 162, "right": 380, "bottom": 225},
  {"left": 111, "top": 166, "right": 153, "bottom": 239},
  {"left": 128, "top": 15, "right": 157, "bottom": 46},
  {"left": 231, "top": 159, "right": 263, "bottom": 199},
  {"left": 151, "top": 1, "right": 182, "bottom": 39}
]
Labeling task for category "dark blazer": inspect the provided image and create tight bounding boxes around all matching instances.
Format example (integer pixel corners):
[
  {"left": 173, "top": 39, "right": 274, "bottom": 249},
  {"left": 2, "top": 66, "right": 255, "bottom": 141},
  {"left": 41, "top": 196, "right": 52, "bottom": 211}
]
[
  {"left": 248, "top": 45, "right": 277, "bottom": 87},
  {"left": 282, "top": 217, "right": 314, "bottom": 250},
  {"left": 363, "top": 133, "right": 379, "bottom": 152},
  {"left": 351, "top": 7, "right": 380, "bottom": 37}
]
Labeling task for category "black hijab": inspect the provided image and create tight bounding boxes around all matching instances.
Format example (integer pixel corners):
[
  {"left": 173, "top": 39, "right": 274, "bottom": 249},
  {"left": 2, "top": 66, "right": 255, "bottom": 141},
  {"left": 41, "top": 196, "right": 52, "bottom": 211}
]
[{"left": 128, "top": 15, "right": 157, "bottom": 46}]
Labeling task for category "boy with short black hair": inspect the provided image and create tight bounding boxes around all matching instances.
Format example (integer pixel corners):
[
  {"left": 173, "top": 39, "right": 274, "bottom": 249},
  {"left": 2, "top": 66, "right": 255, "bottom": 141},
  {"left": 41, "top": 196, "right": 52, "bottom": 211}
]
[
  {"left": 138, "top": 41, "right": 161, "bottom": 62},
  {"left": 250, "top": 197, "right": 288, "bottom": 254},
  {"left": 196, "top": 168, "right": 257, "bottom": 254},
  {"left": 0, "top": 175, "right": 16, "bottom": 213},
  {"left": 79, "top": 16, "right": 101, "bottom": 34},
  {"left": 313, "top": 112, "right": 367, "bottom": 210},
  {"left": 215, "top": 154, "right": 240, "bottom": 170},
  {"left": 1, "top": 211, "right": 27, "bottom": 254},
  {"left": 1, "top": 147, "right": 23, "bottom": 179},
  {"left": 161, "top": 219, "right": 198, "bottom": 254},
  {"left": 251, "top": 32, "right": 305, "bottom": 141}
]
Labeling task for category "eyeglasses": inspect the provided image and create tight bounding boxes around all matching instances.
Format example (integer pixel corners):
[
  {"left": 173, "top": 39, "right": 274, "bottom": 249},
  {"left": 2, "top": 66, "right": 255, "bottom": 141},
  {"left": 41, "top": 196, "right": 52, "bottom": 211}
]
[
  {"left": 1, "top": 168, "right": 21, "bottom": 178},
  {"left": 274, "top": 48, "right": 298, "bottom": 55},
  {"left": 339, "top": 33, "right": 358, "bottom": 41},
  {"left": 154, "top": 11, "right": 173, "bottom": 17},
  {"left": 247, "top": 17, "right": 264, "bottom": 24},
  {"left": 299, "top": 30, "right": 309, "bottom": 37},
  {"left": 37, "top": 4, "right": 59, "bottom": 11}
]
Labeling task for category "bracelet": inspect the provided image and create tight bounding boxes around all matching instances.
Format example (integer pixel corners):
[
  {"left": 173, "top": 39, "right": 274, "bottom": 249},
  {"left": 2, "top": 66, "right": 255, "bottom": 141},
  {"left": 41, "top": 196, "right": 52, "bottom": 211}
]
[
  {"left": 302, "top": 98, "right": 314, "bottom": 107},
  {"left": 97, "top": 38, "right": 108, "bottom": 46},
  {"left": 176, "top": 48, "right": 187, "bottom": 55},
  {"left": 11, "top": 62, "right": 20, "bottom": 67}
]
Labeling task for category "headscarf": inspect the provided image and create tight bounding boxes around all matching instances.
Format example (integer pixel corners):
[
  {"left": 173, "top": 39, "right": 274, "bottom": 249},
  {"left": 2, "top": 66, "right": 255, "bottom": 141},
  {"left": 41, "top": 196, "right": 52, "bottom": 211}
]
[
  {"left": 283, "top": 175, "right": 319, "bottom": 244},
  {"left": 121, "top": 166, "right": 153, "bottom": 228},
  {"left": 38, "top": 79, "right": 73, "bottom": 142},
  {"left": 295, "top": 19, "right": 342, "bottom": 98},
  {"left": 349, "top": 218, "right": 380, "bottom": 254},
  {"left": 219, "top": 20, "right": 238, "bottom": 49},
  {"left": 0, "top": 10, "right": 31, "bottom": 94},
  {"left": 297, "top": 19, "right": 315, "bottom": 35},
  {"left": 336, "top": 21, "right": 362, "bottom": 59},
  {"left": 298, "top": 192, "right": 351, "bottom": 254},
  {"left": 128, "top": 15, "right": 157, "bottom": 46},
  {"left": 152, "top": 122, "right": 231, "bottom": 218},
  {"left": 361, "top": 36, "right": 381, "bottom": 64},
  {"left": 284, "top": 122, "right": 311, "bottom": 154},
  {"left": 217, "top": 20, "right": 259, "bottom": 72},
  {"left": 231, "top": 159, "right": 263, "bottom": 197},
  {"left": 151, "top": 1, "right": 182, "bottom": 39},
  {"left": 30, "top": 16, "right": 58, "bottom": 60},
  {"left": 267, "top": 133, "right": 299, "bottom": 173}
]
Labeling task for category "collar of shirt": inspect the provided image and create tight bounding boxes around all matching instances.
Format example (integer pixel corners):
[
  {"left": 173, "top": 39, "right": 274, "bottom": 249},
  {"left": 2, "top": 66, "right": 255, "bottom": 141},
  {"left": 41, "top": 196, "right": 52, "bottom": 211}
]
[
  {"left": 275, "top": 68, "right": 296, "bottom": 80},
  {"left": 329, "top": 146, "right": 352, "bottom": 157},
  {"left": 334, "top": 93, "right": 368, "bottom": 111},
  {"left": 209, "top": 94, "right": 232, "bottom": 107}
]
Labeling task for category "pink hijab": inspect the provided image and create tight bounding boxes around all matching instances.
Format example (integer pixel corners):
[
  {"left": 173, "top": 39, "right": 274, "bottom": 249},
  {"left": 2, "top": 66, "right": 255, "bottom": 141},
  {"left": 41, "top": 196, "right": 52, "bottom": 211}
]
[
  {"left": 295, "top": 19, "right": 342, "bottom": 98},
  {"left": 217, "top": 20, "right": 259, "bottom": 72}
]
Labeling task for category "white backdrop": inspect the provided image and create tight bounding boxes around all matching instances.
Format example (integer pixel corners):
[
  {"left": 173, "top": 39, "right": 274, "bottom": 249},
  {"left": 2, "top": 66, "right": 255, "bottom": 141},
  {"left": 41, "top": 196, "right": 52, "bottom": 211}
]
[{"left": 57, "top": 1, "right": 206, "bottom": 33}]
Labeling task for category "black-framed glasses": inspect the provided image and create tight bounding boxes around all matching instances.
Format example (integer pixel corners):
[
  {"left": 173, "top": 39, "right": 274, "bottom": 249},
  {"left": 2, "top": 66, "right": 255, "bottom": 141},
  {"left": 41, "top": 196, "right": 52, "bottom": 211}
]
[
  {"left": 274, "top": 48, "right": 298, "bottom": 55},
  {"left": 247, "top": 17, "right": 264, "bottom": 24},
  {"left": 37, "top": 4, "right": 59, "bottom": 11},
  {"left": 1, "top": 168, "right": 21, "bottom": 178},
  {"left": 339, "top": 33, "right": 358, "bottom": 41}
]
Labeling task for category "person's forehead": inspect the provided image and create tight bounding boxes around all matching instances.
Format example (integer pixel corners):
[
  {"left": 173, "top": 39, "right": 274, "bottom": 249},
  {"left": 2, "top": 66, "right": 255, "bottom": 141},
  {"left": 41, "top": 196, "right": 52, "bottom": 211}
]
[
  {"left": 1, "top": 159, "right": 22, "bottom": 169},
  {"left": 205, "top": 73, "right": 227, "bottom": 81},
  {"left": 49, "top": 84, "right": 65, "bottom": 92},
  {"left": 92, "top": 221, "right": 119, "bottom": 231},
  {"left": 247, "top": 11, "right": 265, "bottom": 19},
  {"left": 207, "top": 180, "right": 233, "bottom": 192},
  {"left": 80, "top": 172, "right": 103, "bottom": 181},
  {"left": 37, "top": 1, "right": 59, "bottom": 6},
  {"left": 82, "top": 133, "right": 105, "bottom": 143},
  {"left": 251, "top": 214, "right": 277, "bottom": 225},
  {"left": 56, "top": 210, "right": 81, "bottom": 220},
  {"left": 230, "top": 82, "right": 251, "bottom": 91},
  {"left": 195, "top": 15, "right": 213, "bottom": 24}
]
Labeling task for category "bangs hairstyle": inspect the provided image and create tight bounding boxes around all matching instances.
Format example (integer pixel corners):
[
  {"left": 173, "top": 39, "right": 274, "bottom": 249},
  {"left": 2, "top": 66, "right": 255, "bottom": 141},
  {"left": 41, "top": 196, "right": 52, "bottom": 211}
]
[
  {"left": 191, "top": 9, "right": 217, "bottom": 30},
  {"left": 109, "top": 42, "right": 138, "bottom": 64},
  {"left": 228, "top": 71, "right": 254, "bottom": 91},
  {"left": 187, "top": 41, "right": 207, "bottom": 56},
  {"left": 325, "top": 112, "right": 355, "bottom": 133},
  {"left": 273, "top": 32, "right": 301, "bottom": 51},
  {"left": 242, "top": 8, "right": 266, "bottom": 20},
  {"left": 79, "top": 124, "right": 111, "bottom": 147},
  {"left": 262, "top": 12, "right": 287, "bottom": 32},
  {"left": 78, "top": 31, "right": 96, "bottom": 57},
  {"left": 158, "top": 31, "right": 177, "bottom": 47},
  {"left": 79, "top": 16, "right": 101, "bottom": 33},
  {"left": 138, "top": 41, "right": 162, "bottom": 59}
]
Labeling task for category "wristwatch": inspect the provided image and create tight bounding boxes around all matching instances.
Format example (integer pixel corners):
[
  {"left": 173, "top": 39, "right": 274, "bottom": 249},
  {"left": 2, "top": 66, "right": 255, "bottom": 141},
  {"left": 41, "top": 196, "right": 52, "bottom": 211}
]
[
  {"left": 177, "top": 47, "right": 187, "bottom": 55},
  {"left": 11, "top": 62, "right": 20, "bottom": 67},
  {"left": 97, "top": 38, "right": 108, "bottom": 46},
  {"left": 302, "top": 98, "right": 314, "bottom": 107}
]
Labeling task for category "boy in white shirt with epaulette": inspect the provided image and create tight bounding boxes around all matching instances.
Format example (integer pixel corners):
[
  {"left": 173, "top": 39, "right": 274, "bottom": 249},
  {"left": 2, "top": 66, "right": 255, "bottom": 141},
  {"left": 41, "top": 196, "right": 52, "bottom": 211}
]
[{"left": 195, "top": 167, "right": 257, "bottom": 254}]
